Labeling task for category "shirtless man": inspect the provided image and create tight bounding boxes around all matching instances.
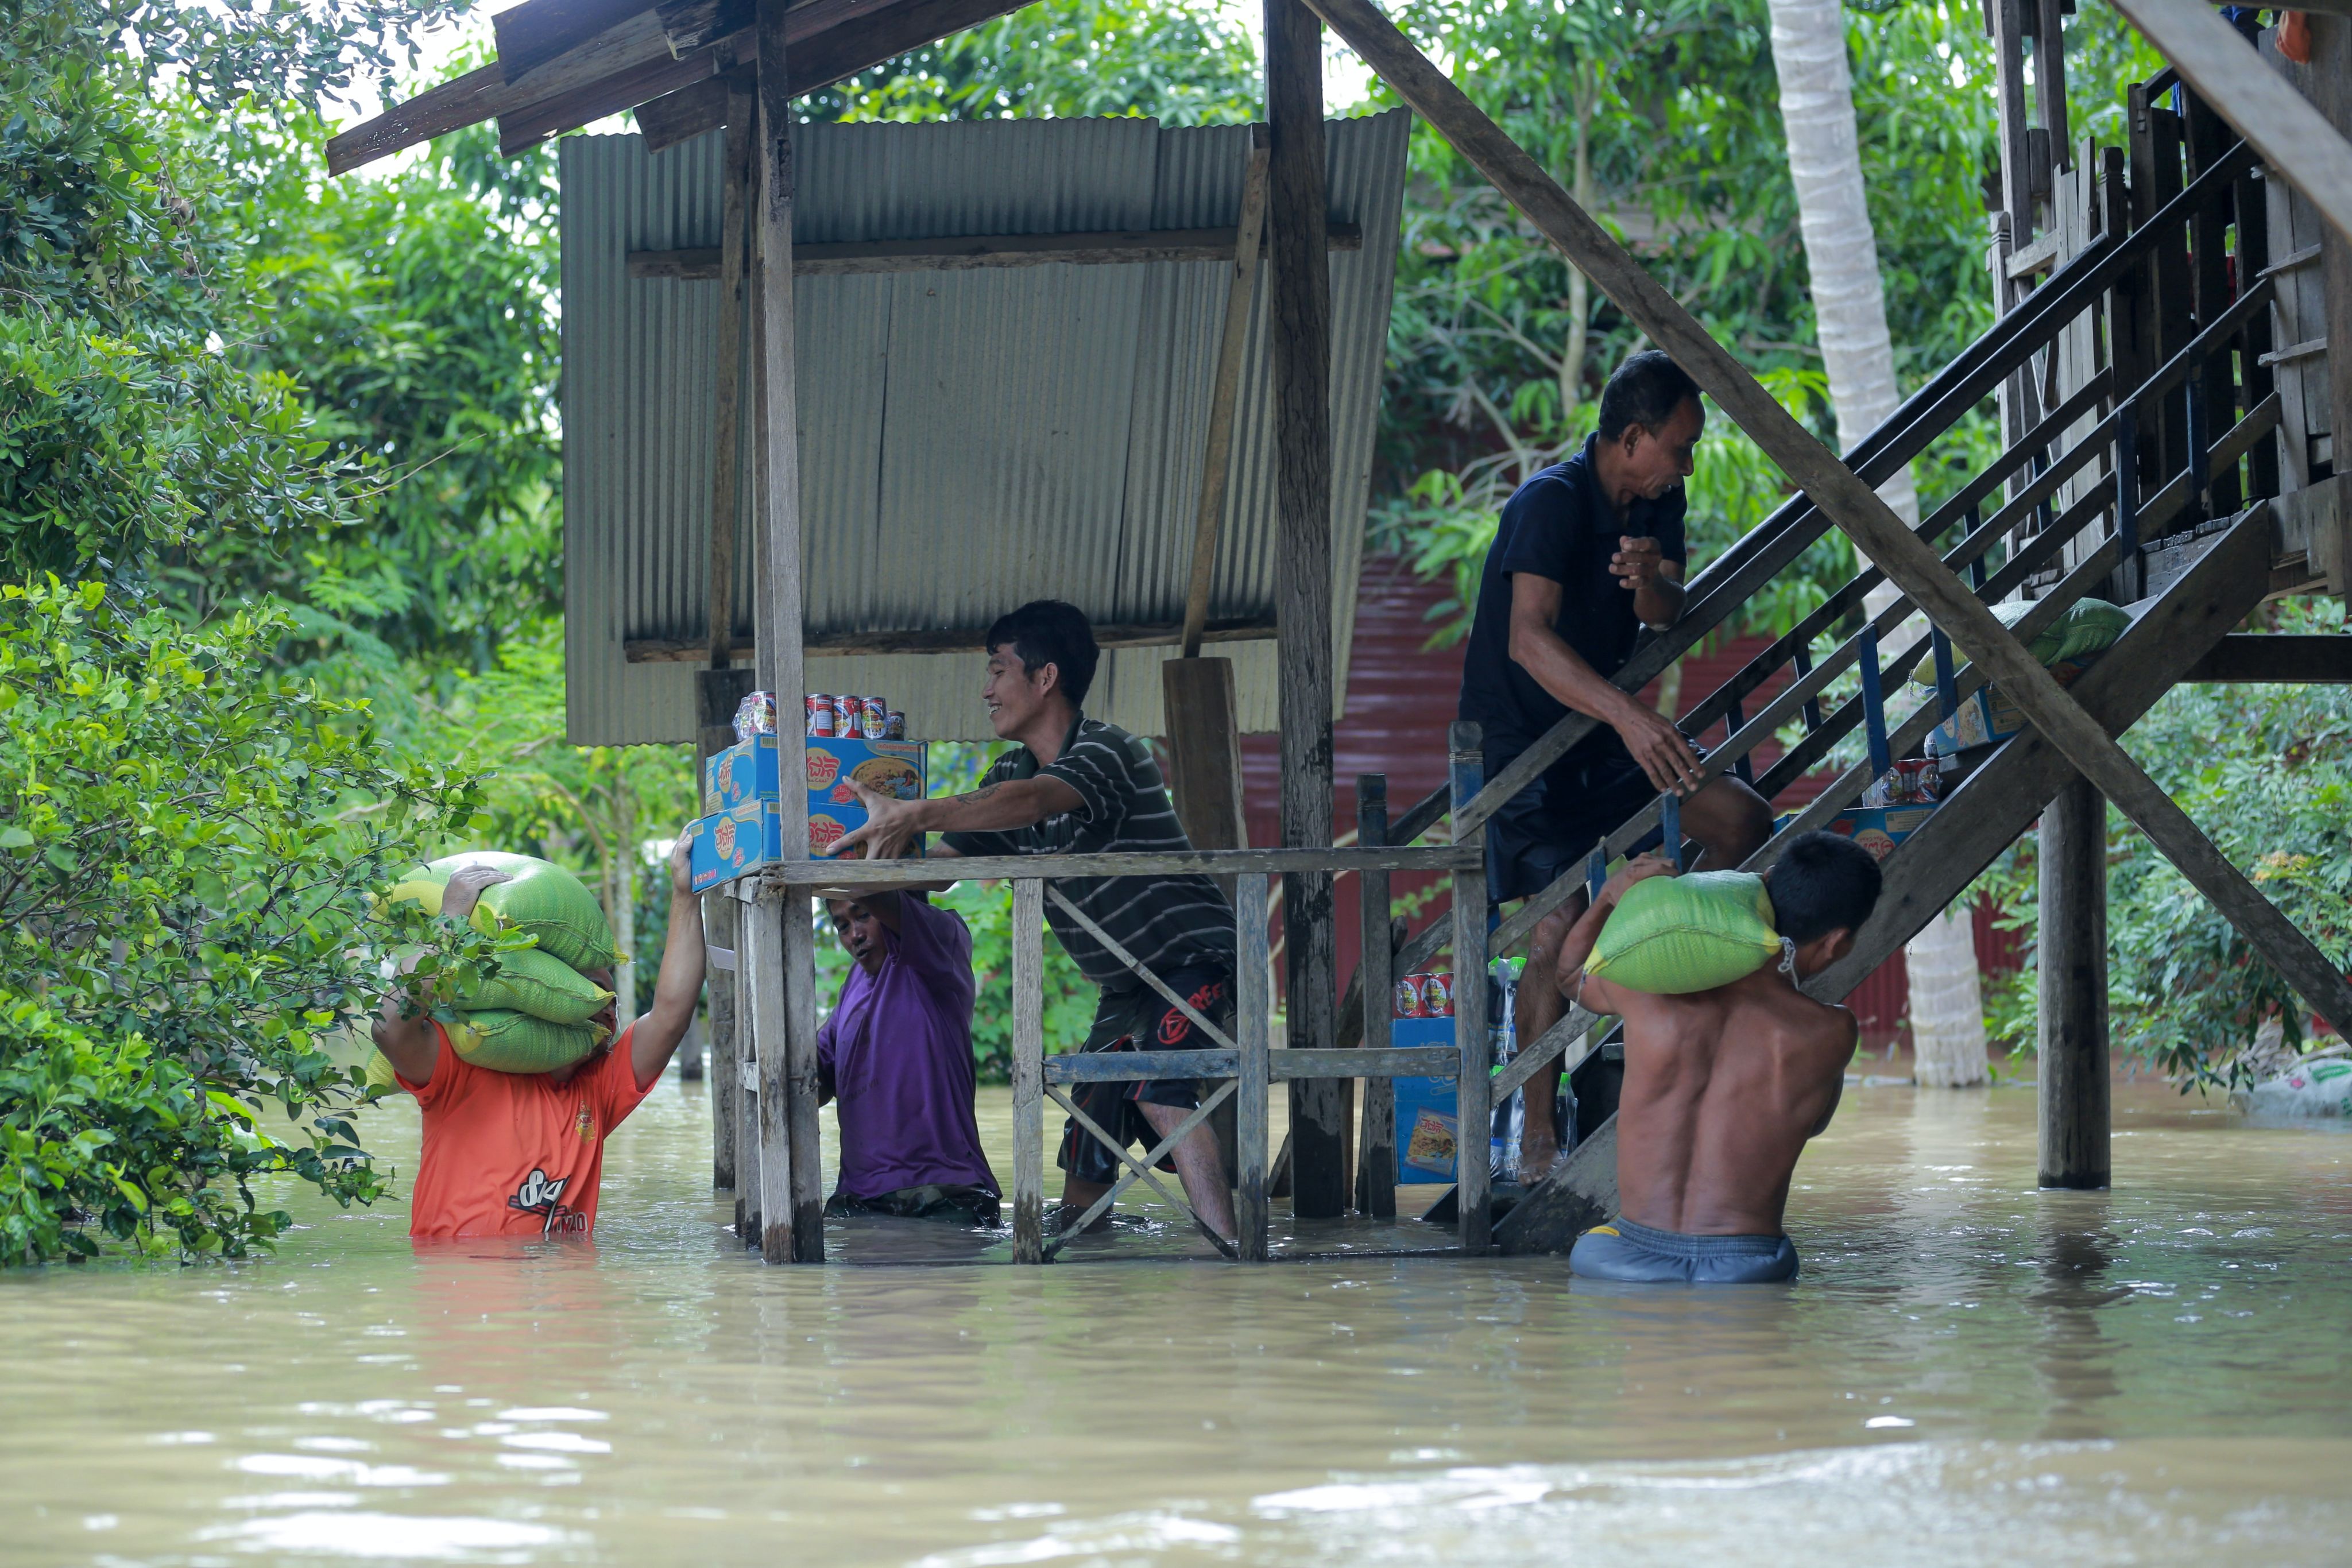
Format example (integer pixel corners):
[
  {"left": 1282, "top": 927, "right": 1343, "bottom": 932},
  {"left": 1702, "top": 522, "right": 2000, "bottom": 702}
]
[{"left": 1555, "top": 830, "right": 1882, "bottom": 1282}]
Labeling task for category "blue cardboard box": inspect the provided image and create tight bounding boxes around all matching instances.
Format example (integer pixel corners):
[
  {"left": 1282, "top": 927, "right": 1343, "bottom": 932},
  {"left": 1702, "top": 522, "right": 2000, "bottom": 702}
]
[
  {"left": 1927, "top": 651, "right": 2099, "bottom": 755},
  {"left": 687, "top": 800, "right": 782, "bottom": 893},
  {"left": 702, "top": 734, "right": 928, "bottom": 860},
  {"left": 1827, "top": 802, "right": 1937, "bottom": 863},
  {"left": 1391, "top": 1016, "right": 1460, "bottom": 1184}
]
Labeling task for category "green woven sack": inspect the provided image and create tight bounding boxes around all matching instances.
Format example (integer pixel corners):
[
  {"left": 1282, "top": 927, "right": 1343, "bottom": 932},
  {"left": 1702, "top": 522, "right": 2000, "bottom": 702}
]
[
  {"left": 442, "top": 1008, "right": 607, "bottom": 1075},
  {"left": 1908, "top": 598, "right": 2130, "bottom": 686},
  {"left": 1585, "top": 871, "right": 1782, "bottom": 996},
  {"left": 388, "top": 852, "right": 620, "bottom": 972},
  {"left": 467, "top": 947, "right": 612, "bottom": 1024}
]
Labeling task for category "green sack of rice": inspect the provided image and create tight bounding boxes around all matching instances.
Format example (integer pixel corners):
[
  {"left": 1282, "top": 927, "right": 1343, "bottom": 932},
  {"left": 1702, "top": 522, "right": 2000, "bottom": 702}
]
[
  {"left": 1907, "top": 597, "right": 2130, "bottom": 686},
  {"left": 442, "top": 1008, "right": 609, "bottom": 1075},
  {"left": 388, "top": 851, "right": 620, "bottom": 973},
  {"left": 466, "top": 947, "right": 612, "bottom": 1025},
  {"left": 1584, "top": 871, "right": 1782, "bottom": 996}
]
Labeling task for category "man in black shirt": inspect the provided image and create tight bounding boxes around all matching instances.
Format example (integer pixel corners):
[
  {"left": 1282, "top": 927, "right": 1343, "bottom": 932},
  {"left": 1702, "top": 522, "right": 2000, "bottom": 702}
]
[
  {"left": 1457, "top": 350, "right": 1771, "bottom": 1183},
  {"left": 829, "top": 600, "right": 1238, "bottom": 1242}
]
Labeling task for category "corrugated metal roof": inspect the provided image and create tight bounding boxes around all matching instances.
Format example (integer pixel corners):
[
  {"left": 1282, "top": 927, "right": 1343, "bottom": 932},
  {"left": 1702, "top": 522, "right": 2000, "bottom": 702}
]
[{"left": 561, "top": 110, "right": 1411, "bottom": 745}]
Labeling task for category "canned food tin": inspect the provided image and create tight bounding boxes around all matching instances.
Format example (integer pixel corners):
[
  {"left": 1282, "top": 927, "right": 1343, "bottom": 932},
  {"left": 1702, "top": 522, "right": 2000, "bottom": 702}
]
[
  {"left": 1422, "top": 970, "right": 1454, "bottom": 1017},
  {"left": 861, "top": 695, "right": 889, "bottom": 740},
  {"left": 805, "top": 693, "right": 835, "bottom": 737},
  {"left": 1394, "top": 974, "right": 1426, "bottom": 1019},
  {"left": 832, "top": 695, "right": 860, "bottom": 737},
  {"left": 883, "top": 710, "right": 907, "bottom": 740}
]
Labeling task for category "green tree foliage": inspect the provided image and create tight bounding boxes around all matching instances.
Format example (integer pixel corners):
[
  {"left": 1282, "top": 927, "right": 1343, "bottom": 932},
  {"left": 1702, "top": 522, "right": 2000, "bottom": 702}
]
[
  {"left": 810, "top": 0, "right": 1259, "bottom": 125},
  {"left": 1974, "top": 606, "right": 2352, "bottom": 1090},
  {"left": 0, "top": 582, "right": 488, "bottom": 1264}
]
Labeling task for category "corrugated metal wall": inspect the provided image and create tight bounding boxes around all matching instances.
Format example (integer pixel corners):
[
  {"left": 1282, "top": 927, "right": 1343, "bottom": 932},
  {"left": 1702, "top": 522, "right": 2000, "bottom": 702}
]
[{"left": 561, "top": 110, "right": 1410, "bottom": 745}]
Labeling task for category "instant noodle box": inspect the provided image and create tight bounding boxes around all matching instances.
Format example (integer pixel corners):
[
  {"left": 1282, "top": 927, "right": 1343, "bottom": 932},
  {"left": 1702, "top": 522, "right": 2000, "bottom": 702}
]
[
  {"left": 688, "top": 737, "right": 929, "bottom": 891},
  {"left": 1824, "top": 803, "right": 1936, "bottom": 862},
  {"left": 703, "top": 734, "right": 927, "bottom": 820}
]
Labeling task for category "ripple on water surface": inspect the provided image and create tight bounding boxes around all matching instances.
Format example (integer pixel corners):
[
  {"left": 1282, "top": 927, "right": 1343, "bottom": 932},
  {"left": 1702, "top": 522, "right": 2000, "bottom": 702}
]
[{"left": 7, "top": 1077, "right": 2352, "bottom": 1565}]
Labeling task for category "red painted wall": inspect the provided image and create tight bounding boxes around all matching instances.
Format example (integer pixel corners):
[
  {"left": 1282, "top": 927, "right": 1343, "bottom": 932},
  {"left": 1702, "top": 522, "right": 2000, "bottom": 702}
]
[{"left": 1235, "top": 555, "right": 2021, "bottom": 1047}]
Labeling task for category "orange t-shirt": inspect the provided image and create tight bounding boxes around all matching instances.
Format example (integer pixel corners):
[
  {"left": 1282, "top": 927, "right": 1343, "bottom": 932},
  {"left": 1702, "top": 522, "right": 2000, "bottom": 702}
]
[{"left": 397, "top": 1023, "right": 655, "bottom": 1239}]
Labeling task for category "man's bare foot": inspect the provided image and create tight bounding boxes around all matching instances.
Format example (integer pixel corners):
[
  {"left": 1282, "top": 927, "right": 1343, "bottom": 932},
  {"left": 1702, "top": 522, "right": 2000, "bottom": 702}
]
[
  {"left": 1517, "top": 1135, "right": 1564, "bottom": 1187},
  {"left": 1053, "top": 1203, "right": 1114, "bottom": 1235}
]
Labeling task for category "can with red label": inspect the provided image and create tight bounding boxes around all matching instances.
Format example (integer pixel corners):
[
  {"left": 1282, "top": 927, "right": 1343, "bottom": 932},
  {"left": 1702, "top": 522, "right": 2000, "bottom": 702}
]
[
  {"left": 1394, "top": 974, "right": 1426, "bottom": 1019},
  {"left": 831, "top": 695, "right": 860, "bottom": 737},
  {"left": 805, "top": 693, "right": 835, "bottom": 737},
  {"left": 884, "top": 710, "right": 907, "bottom": 740},
  {"left": 861, "top": 695, "right": 889, "bottom": 740},
  {"left": 1422, "top": 970, "right": 1454, "bottom": 1017}
]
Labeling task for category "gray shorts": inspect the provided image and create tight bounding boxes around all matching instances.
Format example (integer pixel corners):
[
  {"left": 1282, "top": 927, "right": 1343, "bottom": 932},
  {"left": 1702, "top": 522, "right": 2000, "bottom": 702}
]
[{"left": 1569, "top": 1215, "right": 1799, "bottom": 1283}]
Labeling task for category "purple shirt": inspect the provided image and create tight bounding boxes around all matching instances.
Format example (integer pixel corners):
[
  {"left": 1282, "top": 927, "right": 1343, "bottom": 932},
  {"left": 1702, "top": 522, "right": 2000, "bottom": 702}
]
[{"left": 818, "top": 897, "right": 997, "bottom": 1199}]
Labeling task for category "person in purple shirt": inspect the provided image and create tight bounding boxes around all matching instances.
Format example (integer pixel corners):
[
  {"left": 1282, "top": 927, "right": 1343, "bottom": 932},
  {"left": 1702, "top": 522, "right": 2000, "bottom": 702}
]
[{"left": 818, "top": 889, "right": 1001, "bottom": 1226}]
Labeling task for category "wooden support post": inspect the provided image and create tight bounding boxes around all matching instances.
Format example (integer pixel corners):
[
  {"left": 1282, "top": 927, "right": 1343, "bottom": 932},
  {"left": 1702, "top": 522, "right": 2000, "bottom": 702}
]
[
  {"left": 744, "top": 893, "right": 790, "bottom": 1248},
  {"left": 2037, "top": 775, "right": 2110, "bottom": 1188},
  {"left": 1304, "top": 0, "right": 2352, "bottom": 1037},
  {"left": 697, "top": 669, "right": 755, "bottom": 1188},
  {"left": 707, "top": 83, "right": 753, "bottom": 667},
  {"left": 1266, "top": 0, "right": 1345, "bottom": 1218},
  {"left": 752, "top": 0, "right": 819, "bottom": 1263},
  {"left": 2183, "top": 91, "right": 2240, "bottom": 518},
  {"left": 1011, "top": 877, "right": 1046, "bottom": 1264},
  {"left": 1159, "top": 655, "right": 1247, "bottom": 1186},
  {"left": 1181, "top": 123, "right": 1271, "bottom": 660},
  {"left": 1353, "top": 775, "right": 1395, "bottom": 1218},
  {"left": 1236, "top": 873, "right": 1273, "bottom": 1259},
  {"left": 2310, "top": 17, "right": 2352, "bottom": 447},
  {"left": 1449, "top": 722, "right": 1491, "bottom": 1254}
]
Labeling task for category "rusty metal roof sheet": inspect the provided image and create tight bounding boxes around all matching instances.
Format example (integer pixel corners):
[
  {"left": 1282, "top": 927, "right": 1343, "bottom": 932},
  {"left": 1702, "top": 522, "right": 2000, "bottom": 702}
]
[{"left": 561, "top": 109, "right": 1409, "bottom": 744}]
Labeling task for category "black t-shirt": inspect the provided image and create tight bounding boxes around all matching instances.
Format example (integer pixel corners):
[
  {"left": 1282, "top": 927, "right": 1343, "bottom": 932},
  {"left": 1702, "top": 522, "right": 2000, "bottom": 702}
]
[{"left": 1456, "top": 436, "right": 1687, "bottom": 748}]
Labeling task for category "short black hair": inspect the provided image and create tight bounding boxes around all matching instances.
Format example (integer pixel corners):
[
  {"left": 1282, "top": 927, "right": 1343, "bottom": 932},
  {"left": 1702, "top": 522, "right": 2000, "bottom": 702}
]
[
  {"left": 1595, "top": 350, "right": 1702, "bottom": 443},
  {"left": 1766, "top": 831, "right": 1882, "bottom": 944},
  {"left": 985, "top": 599, "right": 1100, "bottom": 706}
]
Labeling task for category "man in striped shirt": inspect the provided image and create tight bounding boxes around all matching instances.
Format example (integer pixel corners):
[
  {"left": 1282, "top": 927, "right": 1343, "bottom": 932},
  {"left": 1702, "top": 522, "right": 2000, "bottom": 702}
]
[{"left": 829, "top": 601, "right": 1238, "bottom": 1241}]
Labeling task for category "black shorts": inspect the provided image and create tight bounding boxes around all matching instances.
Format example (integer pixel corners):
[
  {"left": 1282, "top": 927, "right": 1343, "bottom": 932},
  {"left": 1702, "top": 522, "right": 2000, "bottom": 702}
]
[
  {"left": 1481, "top": 726, "right": 1678, "bottom": 904},
  {"left": 1058, "top": 962, "right": 1234, "bottom": 1186}
]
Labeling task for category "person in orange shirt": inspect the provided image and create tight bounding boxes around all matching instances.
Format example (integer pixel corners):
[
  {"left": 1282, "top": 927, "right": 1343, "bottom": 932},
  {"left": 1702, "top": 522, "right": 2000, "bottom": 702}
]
[{"left": 372, "top": 837, "right": 705, "bottom": 1240}]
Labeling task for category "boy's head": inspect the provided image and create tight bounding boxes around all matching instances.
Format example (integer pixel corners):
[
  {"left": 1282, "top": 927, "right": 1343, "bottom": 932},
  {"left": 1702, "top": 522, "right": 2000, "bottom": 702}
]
[
  {"left": 982, "top": 600, "right": 1098, "bottom": 740},
  {"left": 1763, "top": 831, "right": 1882, "bottom": 978}
]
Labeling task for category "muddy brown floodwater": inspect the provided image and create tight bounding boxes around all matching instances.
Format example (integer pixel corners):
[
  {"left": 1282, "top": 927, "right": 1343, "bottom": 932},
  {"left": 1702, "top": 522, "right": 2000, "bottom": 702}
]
[{"left": 9, "top": 1073, "right": 2352, "bottom": 1566}]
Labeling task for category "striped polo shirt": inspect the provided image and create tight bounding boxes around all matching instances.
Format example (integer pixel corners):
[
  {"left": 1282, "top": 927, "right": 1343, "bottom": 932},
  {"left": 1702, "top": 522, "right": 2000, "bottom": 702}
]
[{"left": 942, "top": 715, "right": 1236, "bottom": 990}]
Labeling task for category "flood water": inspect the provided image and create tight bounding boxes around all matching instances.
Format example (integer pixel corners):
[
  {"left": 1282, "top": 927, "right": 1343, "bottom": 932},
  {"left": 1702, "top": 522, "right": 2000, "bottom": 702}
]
[{"left": 11, "top": 1070, "right": 2352, "bottom": 1566}]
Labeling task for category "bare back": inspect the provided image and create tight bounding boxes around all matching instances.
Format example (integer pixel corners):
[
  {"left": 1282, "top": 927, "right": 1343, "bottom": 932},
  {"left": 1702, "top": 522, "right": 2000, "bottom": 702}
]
[{"left": 1609, "top": 967, "right": 1858, "bottom": 1236}]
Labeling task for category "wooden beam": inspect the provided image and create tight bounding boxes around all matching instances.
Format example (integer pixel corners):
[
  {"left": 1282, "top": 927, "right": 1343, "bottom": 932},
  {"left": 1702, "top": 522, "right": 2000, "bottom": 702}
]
[
  {"left": 623, "top": 615, "right": 1275, "bottom": 662},
  {"left": 1183, "top": 127, "right": 1272, "bottom": 656},
  {"left": 1267, "top": 0, "right": 1345, "bottom": 1219},
  {"left": 2113, "top": 0, "right": 2352, "bottom": 246},
  {"left": 2183, "top": 634, "right": 2352, "bottom": 682},
  {"left": 762, "top": 842, "right": 1481, "bottom": 888},
  {"left": 2037, "top": 773, "right": 2109, "bottom": 1188},
  {"left": 1305, "top": 0, "right": 2352, "bottom": 1035},
  {"left": 751, "top": 0, "right": 822, "bottom": 1264},
  {"left": 1160, "top": 656, "right": 1249, "bottom": 881},
  {"left": 327, "top": 0, "right": 1031, "bottom": 175},
  {"left": 637, "top": 73, "right": 733, "bottom": 150},
  {"left": 707, "top": 84, "right": 753, "bottom": 670},
  {"left": 1011, "top": 877, "right": 1045, "bottom": 1263},
  {"left": 493, "top": 0, "right": 656, "bottom": 83},
  {"left": 1236, "top": 875, "right": 1272, "bottom": 1260},
  {"left": 1448, "top": 722, "right": 1491, "bottom": 1253},
  {"left": 695, "top": 669, "right": 754, "bottom": 1191},
  {"left": 1353, "top": 776, "right": 1395, "bottom": 1219},
  {"left": 1491, "top": 1114, "right": 1617, "bottom": 1255},
  {"left": 624, "top": 225, "right": 1356, "bottom": 281}
]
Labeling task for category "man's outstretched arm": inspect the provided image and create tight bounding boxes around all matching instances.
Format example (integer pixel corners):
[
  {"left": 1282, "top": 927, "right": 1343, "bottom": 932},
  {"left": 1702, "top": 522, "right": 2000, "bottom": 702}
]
[
  {"left": 825, "top": 775, "right": 1082, "bottom": 862},
  {"left": 1508, "top": 573, "right": 1700, "bottom": 796},
  {"left": 628, "top": 836, "right": 708, "bottom": 1091}
]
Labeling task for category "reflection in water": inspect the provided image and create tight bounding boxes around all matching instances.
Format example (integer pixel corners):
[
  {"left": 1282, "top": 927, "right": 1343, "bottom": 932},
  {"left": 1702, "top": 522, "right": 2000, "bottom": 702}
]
[{"left": 6, "top": 1078, "right": 2352, "bottom": 1564}]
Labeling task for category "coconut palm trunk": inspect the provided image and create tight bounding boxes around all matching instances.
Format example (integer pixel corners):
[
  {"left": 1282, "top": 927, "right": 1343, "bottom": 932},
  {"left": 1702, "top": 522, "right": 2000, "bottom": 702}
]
[{"left": 1766, "top": 0, "right": 1987, "bottom": 1086}]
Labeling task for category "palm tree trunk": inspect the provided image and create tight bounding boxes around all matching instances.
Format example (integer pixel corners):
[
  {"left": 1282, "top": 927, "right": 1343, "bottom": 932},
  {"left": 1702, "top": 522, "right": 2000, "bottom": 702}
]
[{"left": 1767, "top": 0, "right": 1986, "bottom": 1086}]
